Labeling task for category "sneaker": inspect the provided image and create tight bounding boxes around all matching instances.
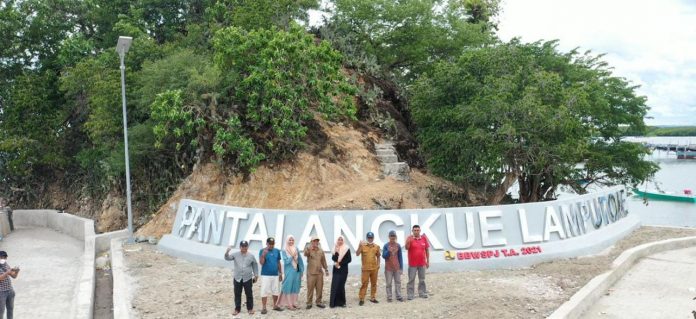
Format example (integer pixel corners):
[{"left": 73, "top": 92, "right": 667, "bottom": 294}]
[
  {"left": 370, "top": 299, "right": 379, "bottom": 304},
  {"left": 359, "top": 300, "right": 364, "bottom": 306},
  {"left": 248, "top": 310, "right": 255, "bottom": 315},
  {"left": 397, "top": 297, "right": 404, "bottom": 302},
  {"left": 233, "top": 310, "right": 240, "bottom": 316},
  {"left": 340, "top": 304, "right": 347, "bottom": 308},
  {"left": 407, "top": 296, "right": 414, "bottom": 301}
]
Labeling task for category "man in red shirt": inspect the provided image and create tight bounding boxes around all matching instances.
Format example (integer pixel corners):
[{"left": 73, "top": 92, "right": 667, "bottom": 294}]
[{"left": 405, "top": 225, "right": 429, "bottom": 300}]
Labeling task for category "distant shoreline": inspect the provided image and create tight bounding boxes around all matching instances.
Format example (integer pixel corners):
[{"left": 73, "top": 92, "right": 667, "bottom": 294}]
[{"left": 622, "top": 126, "right": 696, "bottom": 137}]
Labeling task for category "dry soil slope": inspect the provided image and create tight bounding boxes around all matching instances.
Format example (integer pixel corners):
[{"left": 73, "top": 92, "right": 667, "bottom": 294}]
[{"left": 138, "top": 121, "right": 454, "bottom": 238}]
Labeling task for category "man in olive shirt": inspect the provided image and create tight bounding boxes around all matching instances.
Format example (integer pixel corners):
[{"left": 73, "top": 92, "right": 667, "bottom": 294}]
[
  {"left": 224, "top": 240, "right": 259, "bottom": 315},
  {"left": 356, "top": 231, "right": 381, "bottom": 305},
  {"left": 304, "top": 236, "right": 329, "bottom": 309}
]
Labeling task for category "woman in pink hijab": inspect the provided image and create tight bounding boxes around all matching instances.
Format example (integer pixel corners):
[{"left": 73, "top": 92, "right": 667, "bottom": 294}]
[
  {"left": 329, "top": 236, "right": 352, "bottom": 308},
  {"left": 276, "top": 235, "right": 304, "bottom": 310}
]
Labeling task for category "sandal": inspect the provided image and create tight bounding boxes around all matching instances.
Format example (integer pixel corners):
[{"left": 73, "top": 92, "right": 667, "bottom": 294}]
[{"left": 261, "top": 309, "right": 268, "bottom": 314}]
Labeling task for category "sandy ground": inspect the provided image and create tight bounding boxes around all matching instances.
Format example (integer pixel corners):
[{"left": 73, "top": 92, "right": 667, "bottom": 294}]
[{"left": 124, "top": 226, "right": 696, "bottom": 319}]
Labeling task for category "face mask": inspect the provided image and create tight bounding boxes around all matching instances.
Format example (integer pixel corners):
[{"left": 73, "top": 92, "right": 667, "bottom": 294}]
[{"left": 0, "top": 260, "right": 5, "bottom": 265}]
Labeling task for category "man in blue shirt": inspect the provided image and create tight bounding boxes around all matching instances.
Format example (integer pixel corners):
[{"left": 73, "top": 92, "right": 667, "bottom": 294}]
[{"left": 259, "top": 237, "right": 283, "bottom": 314}]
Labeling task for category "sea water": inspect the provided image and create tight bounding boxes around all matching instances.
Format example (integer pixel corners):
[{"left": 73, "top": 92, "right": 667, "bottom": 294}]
[{"left": 624, "top": 136, "right": 696, "bottom": 227}]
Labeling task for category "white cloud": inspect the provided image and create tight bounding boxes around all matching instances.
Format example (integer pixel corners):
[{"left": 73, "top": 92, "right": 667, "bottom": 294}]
[{"left": 497, "top": 0, "right": 696, "bottom": 125}]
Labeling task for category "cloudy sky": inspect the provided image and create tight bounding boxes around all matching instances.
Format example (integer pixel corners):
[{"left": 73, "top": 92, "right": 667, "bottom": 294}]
[{"left": 496, "top": 0, "right": 696, "bottom": 126}]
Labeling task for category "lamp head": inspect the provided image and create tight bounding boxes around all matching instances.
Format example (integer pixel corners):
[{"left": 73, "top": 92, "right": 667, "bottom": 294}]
[{"left": 116, "top": 36, "right": 133, "bottom": 55}]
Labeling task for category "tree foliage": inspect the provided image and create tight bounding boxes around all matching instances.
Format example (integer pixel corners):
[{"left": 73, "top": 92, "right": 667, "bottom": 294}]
[
  {"left": 208, "top": 0, "right": 319, "bottom": 30},
  {"left": 411, "top": 40, "right": 658, "bottom": 203},
  {"left": 320, "top": 0, "right": 497, "bottom": 80}
]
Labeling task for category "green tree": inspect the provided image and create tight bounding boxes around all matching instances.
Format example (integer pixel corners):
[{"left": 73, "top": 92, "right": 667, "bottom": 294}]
[
  {"left": 321, "top": 0, "right": 497, "bottom": 80},
  {"left": 0, "top": 71, "right": 66, "bottom": 187},
  {"left": 149, "top": 24, "right": 358, "bottom": 170},
  {"left": 411, "top": 40, "right": 658, "bottom": 203},
  {"left": 462, "top": 0, "right": 501, "bottom": 26},
  {"left": 208, "top": 0, "right": 319, "bottom": 30}
]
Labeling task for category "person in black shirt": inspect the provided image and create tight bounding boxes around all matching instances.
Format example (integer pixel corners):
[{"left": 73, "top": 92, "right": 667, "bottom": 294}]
[{"left": 329, "top": 236, "right": 352, "bottom": 308}]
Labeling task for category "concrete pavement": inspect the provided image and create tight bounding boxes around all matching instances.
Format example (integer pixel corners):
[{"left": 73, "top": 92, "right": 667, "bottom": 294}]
[
  {"left": 0, "top": 226, "right": 83, "bottom": 318},
  {"left": 582, "top": 245, "right": 696, "bottom": 319}
]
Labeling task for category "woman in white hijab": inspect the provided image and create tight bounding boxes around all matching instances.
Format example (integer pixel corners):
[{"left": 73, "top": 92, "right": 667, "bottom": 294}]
[
  {"left": 329, "top": 236, "right": 352, "bottom": 308},
  {"left": 276, "top": 235, "right": 304, "bottom": 310}
]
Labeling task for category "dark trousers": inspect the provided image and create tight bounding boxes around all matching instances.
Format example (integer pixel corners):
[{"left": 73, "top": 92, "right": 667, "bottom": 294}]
[
  {"left": 329, "top": 270, "right": 348, "bottom": 307},
  {"left": 233, "top": 279, "right": 253, "bottom": 311},
  {"left": 0, "top": 290, "right": 14, "bottom": 319}
]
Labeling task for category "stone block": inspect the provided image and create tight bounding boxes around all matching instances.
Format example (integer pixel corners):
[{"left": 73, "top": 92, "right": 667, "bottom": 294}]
[
  {"left": 375, "top": 143, "right": 395, "bottom": 150},
  {"left": 383, "top": 162, "right": 410, "bottom": 181},
  {"left": 376, "top": 149, "right": 394, "bottom": 156},
  {"left": 377, "top": 154, "right": 399, "bottom": 164}
]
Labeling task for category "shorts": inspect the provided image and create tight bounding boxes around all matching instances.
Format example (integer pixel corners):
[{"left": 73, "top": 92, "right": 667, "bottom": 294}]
[{"left": 260, "top": 275, "right": 280, "bottom": 297}]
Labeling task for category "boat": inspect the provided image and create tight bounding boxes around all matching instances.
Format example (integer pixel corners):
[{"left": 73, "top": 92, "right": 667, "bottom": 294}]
[{"left": 632, "top": 188, "right": 696, "bottom": 203}]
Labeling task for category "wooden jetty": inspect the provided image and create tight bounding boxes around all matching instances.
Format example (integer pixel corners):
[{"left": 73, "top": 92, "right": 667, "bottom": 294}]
[{"left": 644, "top": 143, "right": 696, "bottom": 159}]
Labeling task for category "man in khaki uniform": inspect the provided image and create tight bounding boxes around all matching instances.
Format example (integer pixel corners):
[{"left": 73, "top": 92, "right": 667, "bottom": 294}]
[
  {"left": 304, "top": 236, "right": 328, "bottom": 309},
  {"left": 356, "top": 231, "right": 381, "bottom": 305}
]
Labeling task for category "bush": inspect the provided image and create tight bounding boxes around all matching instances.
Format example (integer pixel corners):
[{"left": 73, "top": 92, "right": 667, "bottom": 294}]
[{"left": 211, "top": 23, "right": 357, "bottom": 166}]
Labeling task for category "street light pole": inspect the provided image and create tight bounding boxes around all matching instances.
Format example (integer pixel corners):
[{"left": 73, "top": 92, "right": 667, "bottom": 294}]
[{"left": 116, "top": 36, "right": 134, "bottom": 243}]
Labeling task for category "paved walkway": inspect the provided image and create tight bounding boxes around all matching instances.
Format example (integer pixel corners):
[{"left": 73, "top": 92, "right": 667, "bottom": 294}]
[
  {"left": 583, "top": 246, "right": 696, "bottom": 319},
  {"left": 0, "top": 227, "right": 83, "bottom": 318}
]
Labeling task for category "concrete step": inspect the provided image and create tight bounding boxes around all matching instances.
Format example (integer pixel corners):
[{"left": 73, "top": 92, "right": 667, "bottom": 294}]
[
  {"left": 375, "top": 143, "right": 396, "bottom": 150},
  {"left": 377, "top": 154, "right": 399, "bottom": 164},
  {"left": 376, "top": 149, "right": 394, "bottom": 157},
  {"left": 383, "top": 162, "right": 410, "bottom": 181}
]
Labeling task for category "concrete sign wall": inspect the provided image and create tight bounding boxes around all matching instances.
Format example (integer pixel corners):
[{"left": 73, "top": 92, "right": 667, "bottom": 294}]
[{"left": 158, "top": 186, "right": 640, "bottom": 271}]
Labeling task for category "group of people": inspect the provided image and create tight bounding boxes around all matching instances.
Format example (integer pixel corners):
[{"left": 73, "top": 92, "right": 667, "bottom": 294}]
[{"left": 223, "top": 225, "right": 430, "bottom": 315}]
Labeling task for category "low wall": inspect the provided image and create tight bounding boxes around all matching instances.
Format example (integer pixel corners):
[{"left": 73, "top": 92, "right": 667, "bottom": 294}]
[
  {"left": 159, "top": 187, "right": 640, "bottom": 272},
  {"left": 13, "top": 210, "right": 93, "bottom": 241},
  {"left": 111, "top": 238, "right": 135, "bottom": 319},
  {"left": 96, "top": 229, "right": 129, "bottom": 253},
  {"left": 13, "top": 210, "right": 96, "bottom": 319},
  {"left": 0, "top": 211, "right": 10, "bottom": 238}
]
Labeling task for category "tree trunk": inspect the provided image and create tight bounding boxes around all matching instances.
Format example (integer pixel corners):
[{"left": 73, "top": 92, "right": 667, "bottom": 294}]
[
  {"left": 487, "top": 172, "right": 518, "bottom": 204},
  {"left": 519, "top": 174, "right": 541, "bottom": 203}
]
